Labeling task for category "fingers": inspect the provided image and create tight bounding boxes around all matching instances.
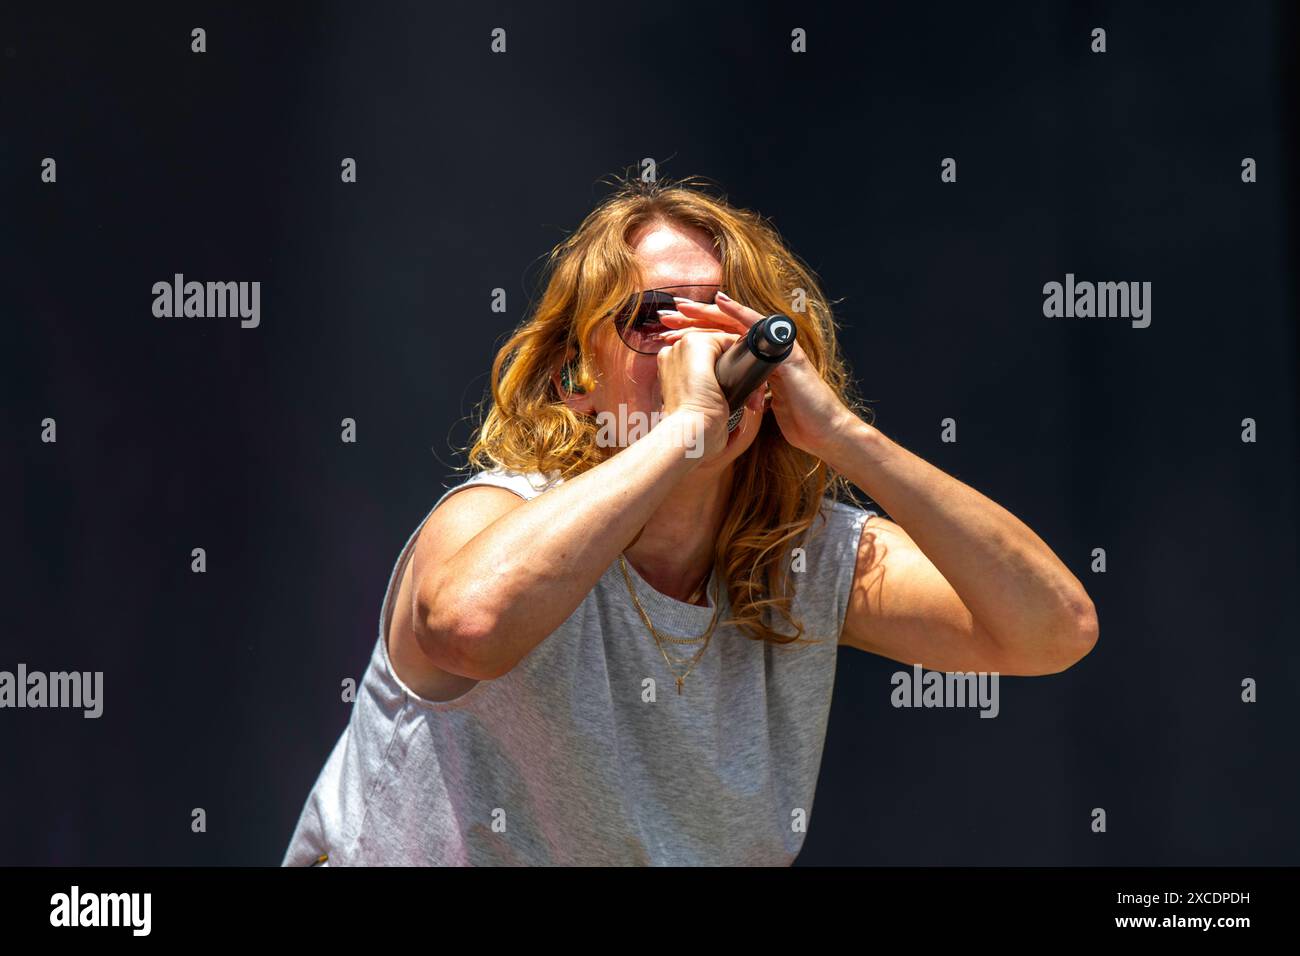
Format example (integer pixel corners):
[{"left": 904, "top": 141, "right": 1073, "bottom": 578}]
[
  {"left": 656, "top": 309, "right": 747, "bottom": 335},
  {"left": 674, "top": 292, "right": 766, "bottom": 328},
  {"left": 712, "top": 291, "right": 768, "bottom": 326},
  {"left": 659, "top": 295, "right": 756, "bottom": 333},
  {"left": 655, "top": 326, "right": 738, "bottom": 348}
]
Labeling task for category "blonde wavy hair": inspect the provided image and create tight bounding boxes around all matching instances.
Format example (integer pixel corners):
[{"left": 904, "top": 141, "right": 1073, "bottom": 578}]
[{"left": 465, "top": 173, "right": 873, "bottom": 646}]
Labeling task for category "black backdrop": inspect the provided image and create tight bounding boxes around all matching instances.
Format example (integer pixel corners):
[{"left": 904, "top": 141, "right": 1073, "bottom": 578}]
[{"left": 2, "top": 1, "right": 1296, "bottom": 865}]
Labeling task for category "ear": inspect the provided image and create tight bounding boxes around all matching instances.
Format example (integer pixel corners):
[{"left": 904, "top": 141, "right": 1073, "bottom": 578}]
[{"left": 552, "top": 353, "right": 596, "bottom": 415}]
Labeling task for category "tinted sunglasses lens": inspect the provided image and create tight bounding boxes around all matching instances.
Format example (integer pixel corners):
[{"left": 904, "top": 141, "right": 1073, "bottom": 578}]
[{"left": 615, "top": 292, "right": 676, "bottom": 352}]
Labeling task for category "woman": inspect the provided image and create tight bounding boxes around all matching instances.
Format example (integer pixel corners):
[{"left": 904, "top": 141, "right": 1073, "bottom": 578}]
[{"left": 282, "top": 176, "right": 1098, "bottom": 866}]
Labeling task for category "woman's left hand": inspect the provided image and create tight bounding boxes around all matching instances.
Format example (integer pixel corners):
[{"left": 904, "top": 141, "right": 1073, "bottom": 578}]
[{"left": 656, "top": 292, "right": 860, "bottom": 461}]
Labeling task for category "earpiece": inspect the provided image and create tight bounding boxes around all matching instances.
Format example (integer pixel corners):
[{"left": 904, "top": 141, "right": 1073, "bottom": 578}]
[{"left": 560, "top": 361, "right": 585, "bottom": 394}]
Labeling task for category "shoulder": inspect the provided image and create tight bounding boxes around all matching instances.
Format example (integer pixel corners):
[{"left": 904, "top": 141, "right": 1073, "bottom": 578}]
[
  {"left": 798, "top": 497, "right": 877, "bottom": 564},
  {"left": 782, "top": 497, "right": 878, "bottom": 641},
  {"left": 414, "top": 466, "right": 562, "bottom": 549},
  {"left": 436, "top": 466, "right": 564, "bottom": 507}
]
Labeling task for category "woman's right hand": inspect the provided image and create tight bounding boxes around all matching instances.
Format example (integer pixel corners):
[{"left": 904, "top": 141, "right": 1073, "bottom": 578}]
[{"left": 655, "top": 328, "right": 742, "bottom": 462}]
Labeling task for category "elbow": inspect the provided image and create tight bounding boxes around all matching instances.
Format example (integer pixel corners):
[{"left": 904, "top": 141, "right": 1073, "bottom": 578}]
[
  {"left": 1002, "top": 595, "right": 1099, "bottom": 676},
  {"left": 450, "top": 614, "right": 517, "bottom": 681},
  {"left": 413, "top": 580, "right": 515, "bottom": 682},
  {"left": 1048, "top": 595, "right": 1099, "bottom": 673}
]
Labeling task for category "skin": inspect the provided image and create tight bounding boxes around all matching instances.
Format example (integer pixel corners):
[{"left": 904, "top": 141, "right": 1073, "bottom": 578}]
[{"left": 387, "top": 219, "right": 1098, "bottom": 701}]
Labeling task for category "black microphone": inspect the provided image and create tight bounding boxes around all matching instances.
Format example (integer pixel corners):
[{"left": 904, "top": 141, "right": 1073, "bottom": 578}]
[{"left": 714, "top": 314, "right": 797, "bottom": 432}]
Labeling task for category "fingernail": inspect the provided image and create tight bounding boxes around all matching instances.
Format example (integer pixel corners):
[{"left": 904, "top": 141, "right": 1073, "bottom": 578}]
[
  {"left": 671, "top": 296, "right": 692, "bottom": 304},
  {"left": 716, "top": 291, "right": 731, "bottom": 301},
  {"left": 657, "top": 309, "right": 682, "bottom": 318}
]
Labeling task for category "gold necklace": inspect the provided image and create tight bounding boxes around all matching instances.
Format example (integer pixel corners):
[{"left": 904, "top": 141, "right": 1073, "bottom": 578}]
[
  {"left": 618, "top": 555, "right": 721, "bottom": 695},
  {"left": 683, "top": 579, "right": 707, "bottom": 608}
]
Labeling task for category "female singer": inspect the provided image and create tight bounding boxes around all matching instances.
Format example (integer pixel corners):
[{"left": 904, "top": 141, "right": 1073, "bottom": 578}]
[{"left": 283, "top": 176, "right": 1097, "bottom": 866}]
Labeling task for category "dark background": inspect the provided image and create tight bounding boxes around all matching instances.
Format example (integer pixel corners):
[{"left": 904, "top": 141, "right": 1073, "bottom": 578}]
[{"left": 2, "top": 1, "right": 1295, "bottom": 865}]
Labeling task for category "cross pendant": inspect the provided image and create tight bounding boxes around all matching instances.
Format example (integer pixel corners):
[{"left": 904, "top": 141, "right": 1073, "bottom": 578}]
[{"left": 676, "top": 677, "right": 684, "bottom": 695}]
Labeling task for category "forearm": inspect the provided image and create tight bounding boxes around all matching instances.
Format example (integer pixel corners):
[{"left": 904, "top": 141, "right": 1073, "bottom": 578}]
[
  {"left": 822, "top": 417, "right": 1097, "bottom": 660},
  {"left": 431, "top": 411, "right": 707, "bottom": 676}
]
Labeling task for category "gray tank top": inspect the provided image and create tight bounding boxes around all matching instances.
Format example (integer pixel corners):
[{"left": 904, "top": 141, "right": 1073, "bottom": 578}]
[{"left": 282, "top": 467, "right": 875, "bottom": 865}]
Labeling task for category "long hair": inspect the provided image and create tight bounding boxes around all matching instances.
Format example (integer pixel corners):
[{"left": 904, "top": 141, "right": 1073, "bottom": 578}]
[{"left": 466, "top": 173, "right": 873, "bottom": 645}]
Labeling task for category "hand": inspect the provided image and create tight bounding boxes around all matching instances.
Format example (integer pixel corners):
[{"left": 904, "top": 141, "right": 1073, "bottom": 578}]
[
  {"left": 656, "top": 292, "right": 858, "bottom": 460},
  {"left": 655, "top": 325, "right": 752, "bottom": 462}
]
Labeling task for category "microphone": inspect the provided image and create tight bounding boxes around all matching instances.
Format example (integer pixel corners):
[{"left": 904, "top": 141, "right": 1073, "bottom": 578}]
[{"left": 714, "top": 314, "right": 797, "bottom": 432}]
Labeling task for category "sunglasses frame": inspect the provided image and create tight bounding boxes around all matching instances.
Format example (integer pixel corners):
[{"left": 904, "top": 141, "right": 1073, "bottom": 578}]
[{"left": 607, "top": 284, "right": 729, "bottom": 355}]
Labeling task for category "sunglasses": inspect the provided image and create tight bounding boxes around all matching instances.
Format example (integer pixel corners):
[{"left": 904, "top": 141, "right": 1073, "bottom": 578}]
[{"left": 609, "top": 284, "right": 727, "bottom": 355}]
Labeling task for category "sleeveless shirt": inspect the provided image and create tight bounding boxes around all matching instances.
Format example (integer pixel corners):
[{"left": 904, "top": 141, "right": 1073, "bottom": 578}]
[{"left": 281, "top": 467, "right": 874, "bottom": 865}]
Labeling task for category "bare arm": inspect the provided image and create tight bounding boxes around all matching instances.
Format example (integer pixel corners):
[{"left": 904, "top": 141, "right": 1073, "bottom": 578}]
[
  {"left": 828, "top": 420, "right": 1098, "bottom": 676},
  {"left": 655, "top": 292, "right": 1097, "bottom": 676},
  {"left": 410, "top": 410, "right": 709, "bottom": 680},
  {"left": 406, "top": 319, "right": 749, "bottom": 681}
]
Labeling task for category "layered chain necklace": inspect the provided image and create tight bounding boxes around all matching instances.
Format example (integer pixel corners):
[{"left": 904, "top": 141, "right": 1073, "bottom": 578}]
[{"left": 618, "top": 554, "right": 721, "bottom": 695}]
